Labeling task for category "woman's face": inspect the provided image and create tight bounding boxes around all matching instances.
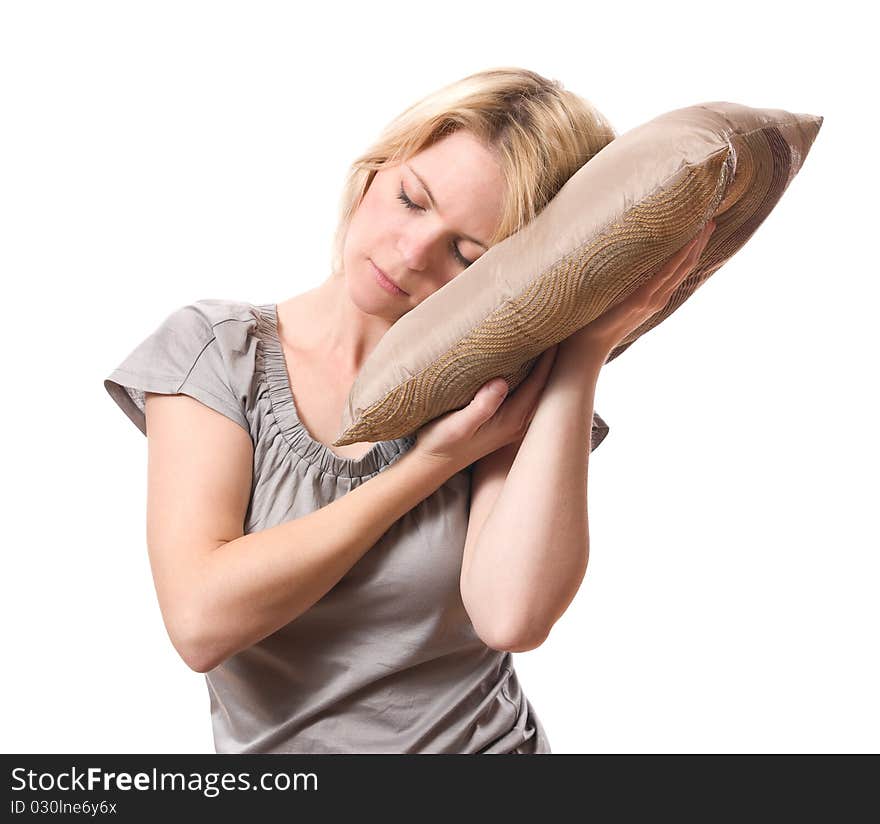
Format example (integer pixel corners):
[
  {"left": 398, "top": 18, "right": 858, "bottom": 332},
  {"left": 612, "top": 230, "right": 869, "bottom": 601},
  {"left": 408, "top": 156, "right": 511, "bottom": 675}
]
[{"left": 342, "top": 129, "right": 506, "bottom": 321}]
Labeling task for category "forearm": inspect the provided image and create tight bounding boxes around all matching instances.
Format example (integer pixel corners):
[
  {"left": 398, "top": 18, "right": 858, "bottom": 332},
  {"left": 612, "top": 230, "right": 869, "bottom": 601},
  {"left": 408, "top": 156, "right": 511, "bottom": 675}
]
[
  {"left": 461, "top": 346, "right": 603, "bottom": 649},
  {"left": 190, "top": 448, "right": 454, "bottom": 672}
]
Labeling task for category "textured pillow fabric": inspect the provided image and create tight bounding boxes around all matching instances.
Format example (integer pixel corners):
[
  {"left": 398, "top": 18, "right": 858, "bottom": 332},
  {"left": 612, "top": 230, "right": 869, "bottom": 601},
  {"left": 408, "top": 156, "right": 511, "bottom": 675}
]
[{"left": 332, "top": 100, "right": 823, "bottom": 451}]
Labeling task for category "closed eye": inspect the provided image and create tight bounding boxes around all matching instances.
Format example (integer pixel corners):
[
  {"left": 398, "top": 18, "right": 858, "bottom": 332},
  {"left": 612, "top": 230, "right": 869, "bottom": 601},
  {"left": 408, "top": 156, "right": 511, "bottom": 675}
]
[{"left": 397, "top": 182, "right": 474, "bottom": 268}]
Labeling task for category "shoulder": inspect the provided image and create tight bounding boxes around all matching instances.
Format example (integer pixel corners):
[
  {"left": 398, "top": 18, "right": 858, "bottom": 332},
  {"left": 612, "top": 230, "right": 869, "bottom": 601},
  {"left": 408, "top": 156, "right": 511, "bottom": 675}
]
[
  {"left": 143, "top": 298, "right": 262, "bottom": 351},
  {"left": 160, "top": 298, "right": 266, "bottom": 360},
  {"left": 170, "top": 298, "right": 263, "bottom": 335},
  {"left": 154, "top": 298, "right": 267, "bottom": 405},
  {"left": 180, "top": 299, "right": 265, "bottom": 389},
  {"left": 105, "top": 298, "right": 264, "bottom": 437}
]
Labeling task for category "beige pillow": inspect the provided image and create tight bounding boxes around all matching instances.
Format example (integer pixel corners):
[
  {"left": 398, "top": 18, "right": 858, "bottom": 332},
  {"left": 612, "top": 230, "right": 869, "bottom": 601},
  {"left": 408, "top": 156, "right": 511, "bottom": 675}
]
[{"left": 332, "top": 100, "right": 823, "bottom": 452}]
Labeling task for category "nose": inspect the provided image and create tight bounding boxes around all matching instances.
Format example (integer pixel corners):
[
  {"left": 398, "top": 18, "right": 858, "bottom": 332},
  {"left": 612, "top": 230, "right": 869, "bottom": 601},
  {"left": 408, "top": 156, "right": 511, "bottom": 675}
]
[{"left": 397, "top": 225, "right": 441, "bottom": 272}]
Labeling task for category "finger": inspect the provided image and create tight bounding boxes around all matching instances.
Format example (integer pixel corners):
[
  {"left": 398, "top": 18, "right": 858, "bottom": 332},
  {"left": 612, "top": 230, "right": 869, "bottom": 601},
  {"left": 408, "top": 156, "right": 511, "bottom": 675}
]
[
  {"left": 469, "top": 379, "right": 510, "bottom": 426},
  {"left": 647, "top": 230, "right": 711, "bottom": 302},
  {"left": 677, "top": 223, "right": 714, "bottom": 272},
  {"left": 696, "top": 220, "right": 716, "bottom": 252},
  {"left": 683, "top": 237, "right": 704, "bottom": 269},
  {"left": 680, "top": 220, "right": 716, "bottom": 259},
  {"left": 482, "top": 344, "right": 555, "bottom": 397},
  {"left": 470, "top": 345, "right": 557, "bottom": 434},
  {"left": 481, "top": 377, "right": 509, "bottom": 398},
  {"left": 663, "top": 238, "right": 706, "bottom": 294},
  {"left": 699, "top": 219, "right": 716, "bottom": 246},
  {"left": 687, "top": 222, "right": 715, "bottom": 268},
  {"left": 648, "top": 237, "right": 701, "bottom": 294},
  {"left": 647, "top": 236, "right": 702, "bottom": 293},
  {"left": 685, "top": 229, "right": 710, "bottom": 261},
  {"left": 638, "top": 224, "right": 717, "bottom": 307},
  {"left": 672, "top": 234, "right": 704, "bottom": 267}
]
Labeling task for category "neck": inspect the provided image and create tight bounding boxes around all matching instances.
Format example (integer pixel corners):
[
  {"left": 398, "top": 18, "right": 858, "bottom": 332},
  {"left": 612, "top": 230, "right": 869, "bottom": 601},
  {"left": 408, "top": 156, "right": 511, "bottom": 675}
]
[{"left": 284, "top": 271, "right": 394, "bottom": 376}]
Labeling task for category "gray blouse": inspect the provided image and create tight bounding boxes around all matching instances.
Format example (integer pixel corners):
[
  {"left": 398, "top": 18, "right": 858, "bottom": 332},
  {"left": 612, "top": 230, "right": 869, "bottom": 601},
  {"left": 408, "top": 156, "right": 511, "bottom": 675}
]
[{"left": 104, "top": 299, "right": 552, "bottom": 754}]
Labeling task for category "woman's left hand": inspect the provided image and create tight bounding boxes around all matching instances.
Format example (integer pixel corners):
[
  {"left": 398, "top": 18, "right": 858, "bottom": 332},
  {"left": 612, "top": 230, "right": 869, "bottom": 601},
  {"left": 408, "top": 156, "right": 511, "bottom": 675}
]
[{"left": 561, "top": 220, "right": 717, "bottom": 364}]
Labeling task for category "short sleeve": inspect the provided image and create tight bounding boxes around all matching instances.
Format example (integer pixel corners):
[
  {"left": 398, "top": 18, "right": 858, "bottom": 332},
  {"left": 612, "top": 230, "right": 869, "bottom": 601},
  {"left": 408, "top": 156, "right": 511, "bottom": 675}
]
[
  {"left": 590, "top": 410, "right": 609, "bottom": 452},
  {"left": 103, "top": 302, "right": 250, "bottom": 437}
]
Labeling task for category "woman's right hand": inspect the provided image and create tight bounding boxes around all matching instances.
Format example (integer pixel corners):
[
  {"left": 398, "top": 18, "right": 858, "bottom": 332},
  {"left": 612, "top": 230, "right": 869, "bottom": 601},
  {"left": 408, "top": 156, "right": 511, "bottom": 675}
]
[{"left": 412, "top": 344, "right": 560, "bottom": 471}]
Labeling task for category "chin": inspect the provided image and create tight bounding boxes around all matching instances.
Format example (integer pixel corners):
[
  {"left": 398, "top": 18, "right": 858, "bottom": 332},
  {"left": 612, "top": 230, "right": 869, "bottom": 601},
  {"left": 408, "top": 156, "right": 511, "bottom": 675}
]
[{"left": 345, "top": 259, "right": 407, "bottom": 320}]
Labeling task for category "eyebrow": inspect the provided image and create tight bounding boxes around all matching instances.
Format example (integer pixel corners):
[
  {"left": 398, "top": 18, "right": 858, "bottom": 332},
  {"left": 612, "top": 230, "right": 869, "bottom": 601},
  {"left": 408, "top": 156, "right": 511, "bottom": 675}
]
[{"left": 405, "top": 162, "right": 488, "bottom": 249}]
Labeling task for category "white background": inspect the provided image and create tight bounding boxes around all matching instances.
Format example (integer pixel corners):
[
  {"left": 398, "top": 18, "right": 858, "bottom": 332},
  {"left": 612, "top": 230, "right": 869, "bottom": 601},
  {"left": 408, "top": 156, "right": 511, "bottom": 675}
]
[{"left": 2, "top": 0, "right": 875, "bottom": 754}]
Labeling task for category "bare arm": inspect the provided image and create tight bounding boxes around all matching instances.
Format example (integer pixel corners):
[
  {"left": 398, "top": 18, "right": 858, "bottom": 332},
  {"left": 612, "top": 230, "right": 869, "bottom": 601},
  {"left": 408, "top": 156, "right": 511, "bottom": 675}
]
[
  {"left": 460, "top": 345, "right": 602, "bottom": 651},
  {"left": 462, "top": 222, "right": 719, "bottom": 647},
  {"left": 144, "top": 392, "right": 458, "bottom": 674}
]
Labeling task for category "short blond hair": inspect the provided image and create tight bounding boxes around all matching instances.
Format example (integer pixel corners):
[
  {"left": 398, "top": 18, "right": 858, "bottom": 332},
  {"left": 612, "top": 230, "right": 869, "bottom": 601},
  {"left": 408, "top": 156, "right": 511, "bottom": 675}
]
[{"left": 330, "top": 66, "right": 618, "bottom": 277}]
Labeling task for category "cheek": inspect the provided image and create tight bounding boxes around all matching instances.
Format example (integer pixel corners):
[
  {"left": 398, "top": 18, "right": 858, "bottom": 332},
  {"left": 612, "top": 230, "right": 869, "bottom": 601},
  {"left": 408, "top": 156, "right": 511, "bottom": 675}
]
[
  {"left": 343, "top": 210, "right": 371, "bottom": 258},
  {"left": 347, "top": 193, "right": 393, "bottom": 251}
]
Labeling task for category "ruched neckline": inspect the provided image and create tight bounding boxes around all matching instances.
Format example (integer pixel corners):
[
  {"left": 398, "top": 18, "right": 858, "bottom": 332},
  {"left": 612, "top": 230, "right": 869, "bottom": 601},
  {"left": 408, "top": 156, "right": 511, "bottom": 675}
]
[{"left": 256, "top": 302, "right": 416, "bottom": 479}]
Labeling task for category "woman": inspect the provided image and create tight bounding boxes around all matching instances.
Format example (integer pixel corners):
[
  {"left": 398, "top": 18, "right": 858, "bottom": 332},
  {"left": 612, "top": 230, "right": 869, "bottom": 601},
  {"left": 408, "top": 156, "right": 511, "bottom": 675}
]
[{"left": 104, "top": 67, "right": 715, "bottom": 754}]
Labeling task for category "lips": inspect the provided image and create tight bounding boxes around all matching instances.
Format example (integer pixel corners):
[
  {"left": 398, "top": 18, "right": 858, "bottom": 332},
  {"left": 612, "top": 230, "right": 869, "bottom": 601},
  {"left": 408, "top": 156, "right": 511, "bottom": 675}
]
[{"left": 370, "top": 260, "right": 408, "bottom": 295}]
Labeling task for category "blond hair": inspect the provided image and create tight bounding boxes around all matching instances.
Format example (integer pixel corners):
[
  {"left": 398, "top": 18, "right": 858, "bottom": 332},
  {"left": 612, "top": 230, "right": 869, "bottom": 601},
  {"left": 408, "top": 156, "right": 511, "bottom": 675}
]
[{"left": 329, "top": 66, "right": 618, "bottom": 276}]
